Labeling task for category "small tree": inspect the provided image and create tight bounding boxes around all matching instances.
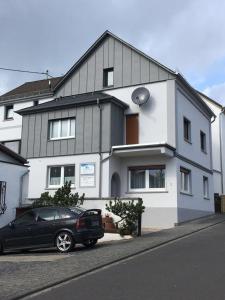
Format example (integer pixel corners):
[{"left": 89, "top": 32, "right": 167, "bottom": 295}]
[
  {"left": 32, "top": 182, "right": 84, "bottom": 208},
  {"left": 106, "top": 198, "right": 145, "bottom": 236}
]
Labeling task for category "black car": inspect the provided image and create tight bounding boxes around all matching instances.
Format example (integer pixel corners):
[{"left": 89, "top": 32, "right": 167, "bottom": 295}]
[{"left": 0, "top": 206, "right": 104, "bottom": 253}]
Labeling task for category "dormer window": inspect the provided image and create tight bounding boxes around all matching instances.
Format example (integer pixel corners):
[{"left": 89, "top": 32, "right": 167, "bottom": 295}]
[
  {"left": 103, "top": 68, "right": 114, "bottom": 87},
  {"left": 5, "top": 105, "right": 14, "bottom": 120}
]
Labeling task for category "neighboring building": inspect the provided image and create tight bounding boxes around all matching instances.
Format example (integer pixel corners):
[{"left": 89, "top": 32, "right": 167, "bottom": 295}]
[
  {"left": 198, "top": 91, "right": 225, "bottom": 196},
  {"left": 0, "top": 144, "right": 28, "bottom": 228},
  {"left": 0, "top": 77, "right": 62, "bottom": 154},
  {"left": 16, "top": 31, "right": 215, "bottom": 228}
]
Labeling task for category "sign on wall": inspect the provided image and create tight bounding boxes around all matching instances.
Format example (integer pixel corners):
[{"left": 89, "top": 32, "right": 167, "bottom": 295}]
[{"left": 80, "top": 163, "right": 95, "bottom": 187}]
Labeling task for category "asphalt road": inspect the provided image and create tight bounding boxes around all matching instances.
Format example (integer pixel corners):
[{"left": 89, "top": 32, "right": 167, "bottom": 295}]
[{"left": 25, "top": 222, "right": 225, "bottom": 300}]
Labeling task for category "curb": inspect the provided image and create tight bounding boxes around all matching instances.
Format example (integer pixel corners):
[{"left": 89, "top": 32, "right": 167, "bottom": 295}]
[{"left": 13, "top": 217, "right": 225, "bottom": 300}]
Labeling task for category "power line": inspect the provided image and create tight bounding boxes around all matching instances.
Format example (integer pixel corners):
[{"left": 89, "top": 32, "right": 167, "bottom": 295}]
[{"left": 0, "top": 67, "right": 53, "bottom": 78}]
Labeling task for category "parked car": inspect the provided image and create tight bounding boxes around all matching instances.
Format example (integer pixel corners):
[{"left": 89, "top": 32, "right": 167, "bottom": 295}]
[{"left": 0, "top": 206, "right": 104, "bottom": 253}]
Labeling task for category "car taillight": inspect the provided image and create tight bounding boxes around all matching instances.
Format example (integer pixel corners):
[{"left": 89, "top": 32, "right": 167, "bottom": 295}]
[{"left": 76, "top": 218, "right": 86, "bottom": 229}]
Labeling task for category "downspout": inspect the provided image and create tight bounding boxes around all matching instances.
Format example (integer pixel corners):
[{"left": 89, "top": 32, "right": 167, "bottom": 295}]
[
  {"left": 19, "top": 169, "right": 30, "bottom": 207},
  {"left": 97, "top": 98, "right": 103, "bottom": 199},
  {"left": 219, "top": 108, "right": 225, "bottom": 194}
]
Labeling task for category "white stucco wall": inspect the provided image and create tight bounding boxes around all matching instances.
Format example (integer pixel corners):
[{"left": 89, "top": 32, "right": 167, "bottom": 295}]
[
  {"left": 26, "top": 154, "right": 101, "bottom": 200},
  {"left": 0, "top": 97, "right": 53, "bottom": 141},
  {"left": 176, "top": 88, "right": 212, "bottom": 169},
  {"left": 105, "top": 81, "right": 176, "bottom": 148},
  {"left": 0, "top": 162, "right": 28, "bottom": 228}
]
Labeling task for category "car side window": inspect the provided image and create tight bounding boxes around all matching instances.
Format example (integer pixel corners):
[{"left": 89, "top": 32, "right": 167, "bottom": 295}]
[
  {"left": 37, "top": 209, "right": 60, "bottom": 222},
  {"left": 14, "top": 211, "right": 36, "bottom": 225},
  {"left": 59, "top": 208, "right": 75, "bottom": 219}
]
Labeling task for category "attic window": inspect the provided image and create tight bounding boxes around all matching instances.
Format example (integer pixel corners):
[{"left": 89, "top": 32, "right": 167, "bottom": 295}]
[
  {"left": 5, "top": 105, "right": 14, "bottom": 120},
  {"left": 103, "top": 68, "right": 114, "bottom": 87}
]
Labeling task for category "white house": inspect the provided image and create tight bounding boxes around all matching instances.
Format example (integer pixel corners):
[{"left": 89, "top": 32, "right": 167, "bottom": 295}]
[
  {"left": 0, "top": 144, "right": 28, "bottom": 228},
  {"left": 198, "top": 91, "right": 225, "bottom": 196},
  {"left": 14, "top": 31, "right": 215, "bottom": 228}
]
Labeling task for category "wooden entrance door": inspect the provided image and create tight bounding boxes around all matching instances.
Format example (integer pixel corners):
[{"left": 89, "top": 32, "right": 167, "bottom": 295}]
[{"left": 126, "top": 114, "right": 139, "bottom": 144}]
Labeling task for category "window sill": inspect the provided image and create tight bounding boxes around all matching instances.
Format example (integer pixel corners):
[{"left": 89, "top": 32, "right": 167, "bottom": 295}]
[
  {"left": 201, "top": 150, "right": 207, "bottom": 154},
  {"left": 184, "top": 138, "right": 192, "bottom": 145},
  {"left": 48, "top": 137, "right": 75, "bottom": 141},
  {"left": 180, "top": 191, "right": 193, "bottom": 196},
  {"left": 127, "top": 189, "right": 168, "bottom": 194},
  {"left": 204, "top": 196, "right": 210, "bottom": 200},
  {"left": 45, "top": 186, "right": 76, "bottom": 190}
]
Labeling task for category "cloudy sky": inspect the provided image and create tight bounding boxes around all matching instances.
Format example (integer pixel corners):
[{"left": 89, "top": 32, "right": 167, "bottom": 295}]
[{"left": 1, "top": 0, "right": 225, "bottom": 103}]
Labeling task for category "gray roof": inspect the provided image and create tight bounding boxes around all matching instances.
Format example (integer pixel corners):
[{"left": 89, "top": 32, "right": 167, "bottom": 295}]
[
  {"left": 17, "top": 92, "right": 129, "bottom": 115},
  {"left": 0, "top": 77, "right": 62, "bottom": 102},
  {"left": 0, "top": 143, "right": 27, "bottom": 165}
]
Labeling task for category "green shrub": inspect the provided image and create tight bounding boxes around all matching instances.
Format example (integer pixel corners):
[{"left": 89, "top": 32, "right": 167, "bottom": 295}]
[
  {"left": 32, "top": 182, "right": 84, "bottom": 208},
  {"left": 106, "top": 198, "right": 145, "bottom": 236}
]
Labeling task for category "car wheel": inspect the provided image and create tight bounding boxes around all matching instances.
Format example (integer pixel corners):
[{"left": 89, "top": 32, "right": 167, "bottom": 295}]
[
  {"left": 83, "top": 239, "right": 98, "bottom": 248},
  {"left": 56, "top": 232, "right": 74, "bottom": 253}
]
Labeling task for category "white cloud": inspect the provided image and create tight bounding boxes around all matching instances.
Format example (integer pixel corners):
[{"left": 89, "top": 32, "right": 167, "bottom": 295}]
[{"left": 203, "top": 82, "right": 225, "bottom": 105}]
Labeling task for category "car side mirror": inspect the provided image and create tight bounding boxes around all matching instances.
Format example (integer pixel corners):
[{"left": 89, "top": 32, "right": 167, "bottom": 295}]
[{"left": 8, "top": 222, "right": 15, "bottom": 229}]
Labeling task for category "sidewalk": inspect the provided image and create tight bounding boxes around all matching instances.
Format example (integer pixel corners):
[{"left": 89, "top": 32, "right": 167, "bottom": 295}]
[{"left": 1, "top": 214, "right": 225, "bottom": 300}]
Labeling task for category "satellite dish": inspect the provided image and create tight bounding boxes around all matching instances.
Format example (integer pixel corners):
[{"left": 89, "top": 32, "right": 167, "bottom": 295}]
[{"left": 131, "top": 87, "right": 150, "bottom": 106}]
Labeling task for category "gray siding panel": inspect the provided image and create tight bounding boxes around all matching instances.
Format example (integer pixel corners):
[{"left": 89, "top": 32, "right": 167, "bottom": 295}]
[
  {"left": 101, "top": 104, "right": 111, "bottom": 152},
  {"left": 21, "top": 102, "right": 125, "bottom": 158},
  {"left": 21, "top": 115, "right": 29, "bottom": 158},
  {"left": 55, "top": 36, "right": 174, "bottom": 98},
  {"left": 27, "top": 115, "right": 35, "bottom": 158},
  {"left": 114, "top": 40, "right": 123, "bottom": 88},
  {"left": 75, "top": 107, "right": 85, "bottom": 153},
  {"left": 122, "top": 45, "right": 132, "bottom": 86},
  {"left": 83, "top": 106, "right": 93, "bottom": 153},
  {"left": 131, "top": 50, "right": 141, "bottom": 85},
  {"left": 95, "top": 45, "right": 104, "bottom": 91},
  {"left": 92, "top": 106, "right": 100, "bottom": 152}
]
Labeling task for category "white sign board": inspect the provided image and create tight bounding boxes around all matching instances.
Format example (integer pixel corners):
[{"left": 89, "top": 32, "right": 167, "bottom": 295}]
[
  {"left": 80, "top": 163, "right": 95, "bottom": 175},
  {"left": 80, "top": 175, "right": 95, "bottom": 187}
]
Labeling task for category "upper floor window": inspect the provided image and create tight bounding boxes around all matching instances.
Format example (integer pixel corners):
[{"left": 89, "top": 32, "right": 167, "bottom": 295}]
[
  {"left": 180, "top": 167, "right": 191, "bottom": 194},
  {"left": 129, "top": 165, "right": 165, "bottom": 191},
  {"left": 5, "top": 105, "right": 14, "bottom": 120},
  {"left": 48, "top": 165, "right": 75, "bottom": 188},
  {"left": 183, "top": 117, "right": 191, "bottom": 143},
  {"left": 200, "top": 131, "right": 206, "bottom": 152},
  {"left": 103, "top": 68, "right": 114, "bottom": 87},
  {"left": 49, "top": 118, "right": 75, "bottom": 140}
]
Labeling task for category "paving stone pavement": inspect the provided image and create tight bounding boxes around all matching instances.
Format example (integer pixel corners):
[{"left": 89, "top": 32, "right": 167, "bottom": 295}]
[{"left": 1, "top": 214, "right": 225, "bottom": 300}]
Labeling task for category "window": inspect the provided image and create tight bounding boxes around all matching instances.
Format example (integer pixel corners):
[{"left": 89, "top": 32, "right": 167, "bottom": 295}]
[
  {"left": 183, "top": 117, "right": 191, "bottom": 142},
  {"left": 37, "top": 208, "right": 60, "bottom": 221},
  {"left": 48, "top": 165, "right": 75, "bottom": 188},
  {"left": 2, "top": 140, "right": 21, "bottom": 154},
  {"left": 59, "top": 208, "right": 75, "bottom": 219},
  {"left": 203, "top": 176, "right": 209, "bottom": 198},
  {"left": 103, "top": 68, "right": 114, "bottom": 87},
  {"left": 33, "top": 100, "right": 39, "bottom": 106},
  {"left": 5, "top": 105, "right": 14, "bottom": 120},
  {"left": 14, "top": 211, "right": 36, "bottom": 225},
  {"left": 180, "top": 167, "right": 191, "bottom": 194},
  {"left": 200, "top": 131, "right": 206, "bottom": 152},
  {"left": 129, "top": 166, "right": 165, "bottom": 191},
  {"left": 49, "top": 118, "right": 75, "bottom": 140}
]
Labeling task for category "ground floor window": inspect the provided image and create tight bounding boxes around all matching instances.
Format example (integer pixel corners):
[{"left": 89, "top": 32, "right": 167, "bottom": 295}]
[
  {"left": 180, "top": 167, "right": 191, "bottom": 194},
  {"left": 203, "top": 176, "right": 209, "bottom": 198},
  {"left": 129, "top": 165, "right": 165, "bottom": 191},
  {"left": 48, "top": 165, "right": 75, "bottom": 188}
]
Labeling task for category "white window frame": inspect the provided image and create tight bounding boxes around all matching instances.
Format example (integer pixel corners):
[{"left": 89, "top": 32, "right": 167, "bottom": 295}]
[
  {"left": 180, "top": 167, "right": 191, "bottom": 194},
  {"left": 203, "top": 176, "right": 209, "bottom": 199},
  {"left": 47, "top": 165, "right": 75, "bottom": 188},
  {"left": 49, "top": 118, "right": 75, "bottom": 140},
  {"left": 128, "top": 167, "right": 166, "bottom": 193}
]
